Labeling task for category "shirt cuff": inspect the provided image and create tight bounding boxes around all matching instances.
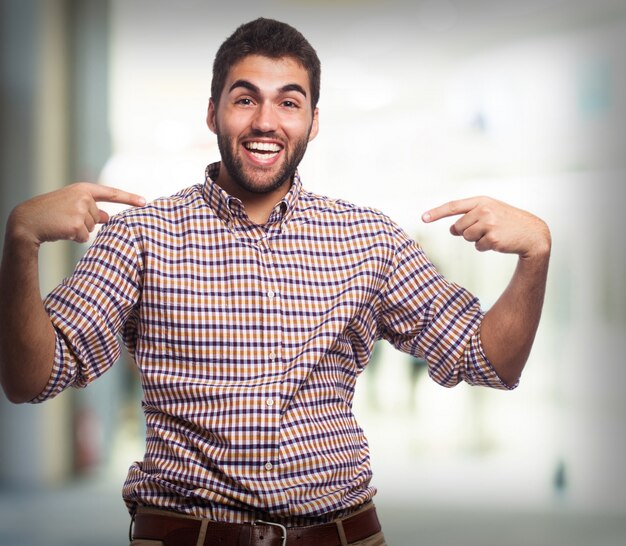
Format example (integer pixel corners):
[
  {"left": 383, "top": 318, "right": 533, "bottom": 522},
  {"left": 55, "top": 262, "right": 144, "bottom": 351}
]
[
  {"left": 29, "top": 332, "right": 75, "bottom": 403},
  {"left": 464, "top": 329, "right": 519, "bottom": 390}
]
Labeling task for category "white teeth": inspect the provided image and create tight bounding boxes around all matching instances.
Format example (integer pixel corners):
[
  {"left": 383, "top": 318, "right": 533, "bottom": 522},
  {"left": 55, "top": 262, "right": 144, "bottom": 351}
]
[{"left": 245, "top": 141, "right": 281, "bottom": 152}]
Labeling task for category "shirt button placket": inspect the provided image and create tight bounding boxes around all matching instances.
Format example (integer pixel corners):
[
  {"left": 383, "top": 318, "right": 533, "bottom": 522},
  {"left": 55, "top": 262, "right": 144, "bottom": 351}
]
[
  {"left": 264, "top": 282, "right": 280, "bottom": 476},
  {"left": 260, "top": 241, "right": 283, "bottom": 492},
  {"left": 265, "top": 343, "right": 280, "bottom": 474}
]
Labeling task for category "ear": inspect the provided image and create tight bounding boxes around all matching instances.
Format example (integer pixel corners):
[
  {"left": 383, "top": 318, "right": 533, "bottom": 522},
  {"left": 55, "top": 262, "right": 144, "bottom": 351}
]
[
  {"left": 308, "top": 107, "right": 319, "bottom": 142},
  {"left": 206, "top": 98, "right": 217, "bottom": 134}
]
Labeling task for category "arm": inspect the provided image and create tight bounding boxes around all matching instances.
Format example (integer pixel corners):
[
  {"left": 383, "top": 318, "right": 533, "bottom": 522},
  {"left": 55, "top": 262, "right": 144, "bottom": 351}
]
[
  {"left": 422, "top": 196, "right": 551, "bottom": 386},
  {"left": 0, "top": 183, "right": 145, "bottom": 403}
]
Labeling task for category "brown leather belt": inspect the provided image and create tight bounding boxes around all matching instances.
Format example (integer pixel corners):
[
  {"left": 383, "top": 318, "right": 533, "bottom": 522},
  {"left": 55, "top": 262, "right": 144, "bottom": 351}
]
[{"left": 132, "top": 504, "right": 381, "bottom": 546}]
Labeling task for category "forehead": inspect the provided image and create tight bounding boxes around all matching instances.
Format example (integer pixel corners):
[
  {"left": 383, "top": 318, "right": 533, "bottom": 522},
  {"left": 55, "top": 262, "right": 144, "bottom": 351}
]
[{"left": 224, "top": 54, "right": 311, "bottom": 94}]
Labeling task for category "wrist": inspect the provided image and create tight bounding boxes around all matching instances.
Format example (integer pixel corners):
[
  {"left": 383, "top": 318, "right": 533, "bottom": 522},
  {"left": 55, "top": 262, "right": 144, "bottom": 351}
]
[
  {"left": 5, "top": 207, "right": 42, "bottom": 250},
  {"left": 520, "top": 222, "right": 551, "bottom": 262}
]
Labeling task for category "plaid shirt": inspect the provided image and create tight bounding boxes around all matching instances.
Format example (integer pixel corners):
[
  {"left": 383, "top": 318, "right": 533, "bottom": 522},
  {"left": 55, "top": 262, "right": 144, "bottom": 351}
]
[{"left": 37, "top": 162, "right": 511, "bottom": 524}]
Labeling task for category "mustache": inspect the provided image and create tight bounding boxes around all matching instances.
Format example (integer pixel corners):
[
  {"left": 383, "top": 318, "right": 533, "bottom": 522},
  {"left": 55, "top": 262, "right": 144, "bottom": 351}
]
[{"left": 241, "top": 131, "right": 287, "bottom": 144}]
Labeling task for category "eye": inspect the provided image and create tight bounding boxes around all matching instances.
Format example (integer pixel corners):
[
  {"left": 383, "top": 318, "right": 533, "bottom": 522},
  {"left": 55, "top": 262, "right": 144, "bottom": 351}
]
[
  {"left": 281, "top": 100, "right": 299, "bottom": 109},
  {"left": 235, "top": 97, "right": 254, "bottom": 106}
]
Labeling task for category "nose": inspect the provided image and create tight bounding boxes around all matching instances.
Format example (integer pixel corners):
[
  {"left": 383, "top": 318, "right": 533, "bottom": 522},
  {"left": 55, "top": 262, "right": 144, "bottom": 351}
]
[{"left": 251, "top": 101, "right": 278, "bottom": 133}]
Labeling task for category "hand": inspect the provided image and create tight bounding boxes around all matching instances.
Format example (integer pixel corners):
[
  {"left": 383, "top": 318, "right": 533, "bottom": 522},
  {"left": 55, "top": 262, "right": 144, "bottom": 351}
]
[
  {"left": 7, "top": 183, "right": 146, "bottom": 246},
  {"left": 422, "top": 196, "right": 551, "bottom": 259}
]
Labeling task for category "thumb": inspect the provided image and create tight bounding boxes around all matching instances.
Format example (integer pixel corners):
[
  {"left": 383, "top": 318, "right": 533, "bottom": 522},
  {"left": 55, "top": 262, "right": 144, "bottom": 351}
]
[{"left": 98, "top": 210, "right": 110, "bottom": 224}]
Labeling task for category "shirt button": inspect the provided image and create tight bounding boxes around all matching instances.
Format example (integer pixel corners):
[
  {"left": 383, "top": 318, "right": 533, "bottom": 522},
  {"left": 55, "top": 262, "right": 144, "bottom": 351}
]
[
  {"left": 267, "top": 290, "right": 275, "bottom": 299},
  {"left": 264, "top": 462, "right": 273, "bottom": 471},
  {"left": 269, "top": 352, "right": 276, "bottom": 361},
  {"left": 266, "top": 398, "right": 275, "bottom": 407}
]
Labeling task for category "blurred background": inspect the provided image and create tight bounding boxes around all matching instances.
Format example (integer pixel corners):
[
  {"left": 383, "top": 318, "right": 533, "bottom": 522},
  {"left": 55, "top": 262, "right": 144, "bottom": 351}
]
[{"left": 1, "top": 0, "right": 625, "bottom": 544}]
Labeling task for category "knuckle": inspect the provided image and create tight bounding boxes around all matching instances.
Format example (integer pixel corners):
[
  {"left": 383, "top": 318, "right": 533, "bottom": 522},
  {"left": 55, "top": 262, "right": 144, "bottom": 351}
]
[
  {"left": 71, "top": 182, "right": 89, "bottom": 193},
  {"left": 482, "top": 231, "right": 493, "bottom": 241},
  {"left": 475, "top": 241, "right": 488, "bottom": 252},
  {"left": 484, "top": 217, "right": 497, "bottom": 230},
  {"left": 75, "top": 200, "right": 89, "bottom": 214},
  {"left": 69, "top": 218, "right": 85, "bottom": 234}
]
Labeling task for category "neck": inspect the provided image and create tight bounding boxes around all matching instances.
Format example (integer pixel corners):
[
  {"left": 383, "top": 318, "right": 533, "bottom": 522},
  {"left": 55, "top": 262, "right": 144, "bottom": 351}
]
[{"left": 215, "top": 170, "right": 292, "bottom": 225}]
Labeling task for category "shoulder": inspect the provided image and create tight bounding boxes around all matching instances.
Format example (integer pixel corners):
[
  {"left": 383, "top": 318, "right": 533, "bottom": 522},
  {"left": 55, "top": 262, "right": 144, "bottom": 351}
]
[
  {"left": 108, "top": 185, "right": 206, "bottom": 235},
  {"left": 298, "top": 189, "right": 393, "bottom": 224},
  {"left": 96, "top": 185, "right": 205, "bottom": 245},
  {"left": 121, "top": 185, "right": 204, "bottom": 221},
  {"left": 297, "top": 189, "right": 408, "bottom": 239}
]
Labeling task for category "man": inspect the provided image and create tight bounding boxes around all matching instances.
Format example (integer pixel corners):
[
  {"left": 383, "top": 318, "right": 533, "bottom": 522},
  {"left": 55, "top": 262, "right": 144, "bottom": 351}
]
[{"left": 0, "top": 18, "right": 550, "bottom": 546}]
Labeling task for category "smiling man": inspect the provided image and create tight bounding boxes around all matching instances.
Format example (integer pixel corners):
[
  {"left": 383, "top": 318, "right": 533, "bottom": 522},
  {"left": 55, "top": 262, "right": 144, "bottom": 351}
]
[
  {"left": 207, "top": 53, "right": 319, "bottom": 223},
  {"left": 0, "top": 18, "right": 550, "bottom": 546}
]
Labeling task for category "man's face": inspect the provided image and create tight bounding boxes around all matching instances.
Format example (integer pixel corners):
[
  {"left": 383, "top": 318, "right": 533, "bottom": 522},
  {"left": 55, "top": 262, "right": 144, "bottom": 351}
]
[{"left": 207, "top": 54, "right": 319, "bottom": 195}]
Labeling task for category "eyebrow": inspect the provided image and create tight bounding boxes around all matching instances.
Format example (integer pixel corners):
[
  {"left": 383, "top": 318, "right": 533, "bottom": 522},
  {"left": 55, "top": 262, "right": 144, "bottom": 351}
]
[{"left": 229, "top": 79, "right": 307, "bottom": 98}]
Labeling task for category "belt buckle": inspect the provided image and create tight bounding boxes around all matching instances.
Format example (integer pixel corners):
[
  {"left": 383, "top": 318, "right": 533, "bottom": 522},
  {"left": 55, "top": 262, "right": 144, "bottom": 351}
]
[{"left": 254, "top": 520, "right": 287, "bottom": 546}]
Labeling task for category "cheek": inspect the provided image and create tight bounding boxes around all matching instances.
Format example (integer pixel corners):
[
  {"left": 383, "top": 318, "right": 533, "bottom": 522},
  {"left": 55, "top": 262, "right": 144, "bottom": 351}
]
[
  {"left": 283, "top": 118, "right": 314, "bottom": 140},
  {"left": 215, "top": 110, "right": 249, "bottom": 137}
]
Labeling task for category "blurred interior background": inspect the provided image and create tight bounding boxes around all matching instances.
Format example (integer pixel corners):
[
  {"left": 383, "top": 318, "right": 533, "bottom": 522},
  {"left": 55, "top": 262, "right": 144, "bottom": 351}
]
[{"left": 1, "top": 0, "right": 625, "bottom": 544}]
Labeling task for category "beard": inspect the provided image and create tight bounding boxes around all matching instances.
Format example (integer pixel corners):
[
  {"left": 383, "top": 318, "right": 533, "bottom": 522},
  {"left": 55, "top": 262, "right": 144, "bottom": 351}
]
[{"left": 217, "top": 131, "right": 310, "bottom": 194}]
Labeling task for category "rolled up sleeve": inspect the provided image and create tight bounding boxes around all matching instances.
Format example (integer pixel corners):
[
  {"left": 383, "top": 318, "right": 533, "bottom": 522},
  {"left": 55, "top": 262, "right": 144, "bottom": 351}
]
[
  {"left": 379, "top": 228, "right": 516, "bottom": 391},
  {"left": 31, "top": 217, "right": 142, "bottom": 403}
]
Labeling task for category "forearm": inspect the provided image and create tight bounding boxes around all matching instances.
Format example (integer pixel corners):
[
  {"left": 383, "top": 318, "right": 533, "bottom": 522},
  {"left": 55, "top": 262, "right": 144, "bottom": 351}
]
[
  {"left": 0, "top": 216, "right": 56, "bottom": 403},
  {"left": 0, "top": 184, "right": 146, "bottom": 403},
  {"left": 480, "top": 250, "right": 550, "bottom": 386},
  {"left": 421, "top": 195, "right": 551, "bottom": 386}
]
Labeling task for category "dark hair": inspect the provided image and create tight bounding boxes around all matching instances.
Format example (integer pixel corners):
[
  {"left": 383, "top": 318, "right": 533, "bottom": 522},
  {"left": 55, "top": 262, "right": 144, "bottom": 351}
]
[{"left": 211, "top": 18, "right": 321, "bottom": 109}]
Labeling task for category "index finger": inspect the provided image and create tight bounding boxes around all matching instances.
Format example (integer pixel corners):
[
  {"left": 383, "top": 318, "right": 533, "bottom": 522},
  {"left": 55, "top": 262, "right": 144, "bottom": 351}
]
[
  {"left": 85, "top": 183, "right": 147, "bottom": 207},
  {"left": 422, "top": 197, "right": 481, "bottom": 223}
]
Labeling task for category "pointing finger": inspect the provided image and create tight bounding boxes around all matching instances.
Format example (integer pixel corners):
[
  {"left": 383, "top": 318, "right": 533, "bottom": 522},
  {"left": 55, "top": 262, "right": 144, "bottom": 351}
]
[
  {"left": 75, "top": 183, "right": 147, "bottom": 207},
  {"left": 422, "top": 197, "right": 481, "bottom": 223}
]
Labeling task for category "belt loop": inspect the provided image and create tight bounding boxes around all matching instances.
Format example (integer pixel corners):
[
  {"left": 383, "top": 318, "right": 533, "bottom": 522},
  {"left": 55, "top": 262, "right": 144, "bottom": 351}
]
[
  {"left": 335, "top": 519, "right": 349, "bottom": 546},
  {"left": 195, "top": 519, "right": 209, "bottom": 546},
  {"left": 128, "top": 513, "right": 136, "bottom": 543},
  {"left": 239, "top": 523, "right": 252, "bottom": 546}
]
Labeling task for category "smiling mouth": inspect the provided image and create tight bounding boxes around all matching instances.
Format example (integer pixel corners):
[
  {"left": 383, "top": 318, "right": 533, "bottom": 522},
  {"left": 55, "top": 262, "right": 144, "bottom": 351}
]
[{"left": 243, "top": 141, "right": 283, "bottom": 161}]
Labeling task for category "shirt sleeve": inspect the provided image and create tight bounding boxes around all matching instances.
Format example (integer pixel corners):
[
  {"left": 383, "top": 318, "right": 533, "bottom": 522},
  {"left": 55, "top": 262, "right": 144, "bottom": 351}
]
[
  {"left": 378, "top": 224, "right": 515, "bottom": 390},
  {"left": 31, "top": 216, "right": 143, "bottom": 403}
]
